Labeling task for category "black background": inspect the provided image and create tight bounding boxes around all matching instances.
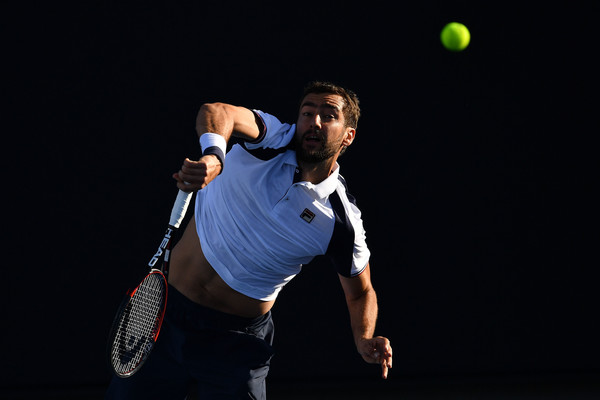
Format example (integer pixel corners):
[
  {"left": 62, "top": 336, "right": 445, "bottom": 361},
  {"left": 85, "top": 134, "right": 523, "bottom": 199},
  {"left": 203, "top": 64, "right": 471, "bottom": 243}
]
[{"left": 4, "top": 0, "right": 598, "bottom": 397}]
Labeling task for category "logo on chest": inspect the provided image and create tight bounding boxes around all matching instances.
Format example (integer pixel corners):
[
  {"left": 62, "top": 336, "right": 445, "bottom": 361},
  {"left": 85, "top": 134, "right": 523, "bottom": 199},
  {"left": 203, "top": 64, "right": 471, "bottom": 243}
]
[{"left": 300, "top": 208, "right": 316, "bottom": 223}]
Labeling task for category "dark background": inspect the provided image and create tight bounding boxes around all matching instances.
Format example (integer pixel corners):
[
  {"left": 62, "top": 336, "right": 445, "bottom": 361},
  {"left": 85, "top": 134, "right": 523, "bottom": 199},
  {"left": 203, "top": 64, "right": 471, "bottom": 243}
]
[{"left": 4, "top": 1, "right": 598, "bottom": 398}]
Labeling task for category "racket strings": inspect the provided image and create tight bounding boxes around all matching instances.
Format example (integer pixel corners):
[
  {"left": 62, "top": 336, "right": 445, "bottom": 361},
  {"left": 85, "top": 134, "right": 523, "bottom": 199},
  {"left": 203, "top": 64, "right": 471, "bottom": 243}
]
[{"left": 111, "top": 273, "right": 166, "bottom": 375}]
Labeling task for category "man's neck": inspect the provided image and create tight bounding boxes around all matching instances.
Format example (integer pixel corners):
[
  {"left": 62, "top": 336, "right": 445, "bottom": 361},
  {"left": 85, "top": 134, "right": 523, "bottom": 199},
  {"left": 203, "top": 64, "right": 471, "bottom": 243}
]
[{"left": 297, "top": 159, "right": 337, "bottom": 184}]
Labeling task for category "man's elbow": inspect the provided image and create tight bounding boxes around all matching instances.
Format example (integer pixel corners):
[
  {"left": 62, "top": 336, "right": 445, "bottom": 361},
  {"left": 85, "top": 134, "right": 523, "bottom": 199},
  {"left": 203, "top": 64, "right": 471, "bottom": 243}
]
[{"left": 346, "top": 284, "right": 376, "bottom": 304}]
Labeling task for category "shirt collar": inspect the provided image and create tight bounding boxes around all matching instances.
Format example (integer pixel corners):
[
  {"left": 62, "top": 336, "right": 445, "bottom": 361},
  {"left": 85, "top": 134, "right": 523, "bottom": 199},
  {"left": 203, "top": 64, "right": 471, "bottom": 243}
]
[
  {"left": 309, "top": 163, "right": 340, "bottom": 199},
  {"left": 283, "top": 151, "right": 340, "bottom": 200}
]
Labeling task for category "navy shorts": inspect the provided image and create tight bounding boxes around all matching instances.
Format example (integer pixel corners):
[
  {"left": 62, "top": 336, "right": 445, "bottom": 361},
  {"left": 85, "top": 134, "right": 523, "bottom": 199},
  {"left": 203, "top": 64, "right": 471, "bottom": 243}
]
[{"left": 105, "top": 285, "right": 275, "bottom": 399}]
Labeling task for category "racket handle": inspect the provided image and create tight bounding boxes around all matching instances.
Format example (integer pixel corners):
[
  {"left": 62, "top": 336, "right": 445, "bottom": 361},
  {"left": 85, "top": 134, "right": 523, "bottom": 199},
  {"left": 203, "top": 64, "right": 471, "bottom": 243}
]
[{"left": 169, "top": 190, "right": 193, "bottom": 228}]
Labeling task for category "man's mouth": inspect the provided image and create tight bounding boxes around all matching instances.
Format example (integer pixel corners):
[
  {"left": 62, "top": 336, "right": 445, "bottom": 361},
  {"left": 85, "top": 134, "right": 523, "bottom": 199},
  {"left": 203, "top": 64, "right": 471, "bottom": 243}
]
[{"left": 303, "top": 131, "right": 322, "bottom": 143}]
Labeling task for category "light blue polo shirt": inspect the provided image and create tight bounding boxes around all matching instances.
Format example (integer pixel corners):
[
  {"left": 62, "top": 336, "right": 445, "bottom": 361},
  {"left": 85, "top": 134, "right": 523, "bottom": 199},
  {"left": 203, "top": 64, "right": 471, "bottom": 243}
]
[{"left": 195, "top": 110, "right": 370, "bottom": 301}]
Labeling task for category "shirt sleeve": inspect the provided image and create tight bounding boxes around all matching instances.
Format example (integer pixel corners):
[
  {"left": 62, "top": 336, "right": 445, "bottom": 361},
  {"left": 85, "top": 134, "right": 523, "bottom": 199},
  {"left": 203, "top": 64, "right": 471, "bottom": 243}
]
[
  {"left": 245, "top": 110, "right": 296, "bottom": 150},
  {"left": 326, "top": 180, "right": 371, "bottom": 277}
]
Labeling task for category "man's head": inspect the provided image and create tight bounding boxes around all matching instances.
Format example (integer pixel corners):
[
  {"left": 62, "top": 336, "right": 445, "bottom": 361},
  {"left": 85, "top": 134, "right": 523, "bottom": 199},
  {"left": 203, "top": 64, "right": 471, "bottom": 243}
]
[
  {"left": 300, "top": 81, "right": 361, "bottom": 130},
  {"left": 294, "top": 82, "right": 361, "bottom": 164}
]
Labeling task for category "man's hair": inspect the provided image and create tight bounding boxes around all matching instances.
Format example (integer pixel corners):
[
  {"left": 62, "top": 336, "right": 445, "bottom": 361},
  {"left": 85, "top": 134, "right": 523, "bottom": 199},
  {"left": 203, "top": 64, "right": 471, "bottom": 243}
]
[{"left": 301, "top": 81, "right": 361, "bottom": 129}]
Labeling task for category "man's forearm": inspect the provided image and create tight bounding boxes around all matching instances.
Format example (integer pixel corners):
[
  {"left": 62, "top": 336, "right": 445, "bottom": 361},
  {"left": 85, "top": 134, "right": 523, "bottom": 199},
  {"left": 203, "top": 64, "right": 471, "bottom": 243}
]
[
  {"left": 195, "top": 102, "right": 261, "bottom": 142},
  {"left": 196, "top": 103, "right": 235, "bottom": 141},
  {"left": 345, "top": 286, "right": 379, "bottom": 347}
]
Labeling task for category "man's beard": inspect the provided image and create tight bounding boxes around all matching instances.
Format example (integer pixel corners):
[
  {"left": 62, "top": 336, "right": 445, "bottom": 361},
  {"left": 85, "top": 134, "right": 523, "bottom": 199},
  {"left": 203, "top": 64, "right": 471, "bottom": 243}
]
[{"left": 290, "top": 132, "right": 339, "bottom": 163}]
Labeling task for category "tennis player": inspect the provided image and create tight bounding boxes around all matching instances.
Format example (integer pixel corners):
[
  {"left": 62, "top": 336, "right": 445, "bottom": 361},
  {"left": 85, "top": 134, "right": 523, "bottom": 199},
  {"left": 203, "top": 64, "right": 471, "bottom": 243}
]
[{"left": 106, "top": 81, "right": 392, "bottom": 399}]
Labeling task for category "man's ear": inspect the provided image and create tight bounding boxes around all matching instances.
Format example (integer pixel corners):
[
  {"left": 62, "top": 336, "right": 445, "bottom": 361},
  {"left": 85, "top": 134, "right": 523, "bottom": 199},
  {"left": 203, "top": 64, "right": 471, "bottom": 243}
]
[{"left": 343, "top": 128, "right": 356, "bottom": 146}]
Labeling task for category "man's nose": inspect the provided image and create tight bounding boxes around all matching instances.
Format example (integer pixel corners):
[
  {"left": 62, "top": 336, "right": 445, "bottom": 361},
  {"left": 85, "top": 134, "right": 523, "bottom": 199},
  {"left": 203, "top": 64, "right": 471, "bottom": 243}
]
[{"left": 310, "top": 114, "right": 322, "bottom": 130}]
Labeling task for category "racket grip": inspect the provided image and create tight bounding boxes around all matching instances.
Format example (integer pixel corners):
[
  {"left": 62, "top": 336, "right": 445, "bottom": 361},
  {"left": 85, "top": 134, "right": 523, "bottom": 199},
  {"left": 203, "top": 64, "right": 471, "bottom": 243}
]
[{"left": 169, "top": 190, "right": 193, "bottom": 228}]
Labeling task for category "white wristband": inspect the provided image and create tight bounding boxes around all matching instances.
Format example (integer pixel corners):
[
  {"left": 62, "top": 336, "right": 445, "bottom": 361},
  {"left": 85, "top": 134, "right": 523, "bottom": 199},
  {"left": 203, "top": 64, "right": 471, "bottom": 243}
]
[
  {"left": 199, "top": 133, "right": 227, "bottom": 154},
  {"left": 199, "top": 133, "right": 226, "bottom": 172}
]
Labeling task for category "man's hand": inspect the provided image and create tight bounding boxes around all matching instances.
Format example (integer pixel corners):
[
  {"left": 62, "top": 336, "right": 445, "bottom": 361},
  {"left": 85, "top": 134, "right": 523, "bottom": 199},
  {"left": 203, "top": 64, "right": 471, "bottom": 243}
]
[
  {"left": 172, "top": 156, "right": 222, "bottom": 192},
  {"left": 357, "top": 336, "right": 393, "bottom": 379}
]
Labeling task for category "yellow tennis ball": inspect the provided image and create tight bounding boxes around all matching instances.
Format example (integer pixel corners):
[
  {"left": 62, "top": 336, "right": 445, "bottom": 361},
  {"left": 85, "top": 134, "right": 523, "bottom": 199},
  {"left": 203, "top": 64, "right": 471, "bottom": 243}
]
[{"left": 440, "top": 22, "right": 470, "bottom": 51}]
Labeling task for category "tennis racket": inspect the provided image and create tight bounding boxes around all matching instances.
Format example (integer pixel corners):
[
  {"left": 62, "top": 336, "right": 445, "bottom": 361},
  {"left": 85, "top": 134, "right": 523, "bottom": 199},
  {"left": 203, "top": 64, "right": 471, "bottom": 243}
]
[{"left": 108, "top": 189, "right": 193, "bottom": 378}]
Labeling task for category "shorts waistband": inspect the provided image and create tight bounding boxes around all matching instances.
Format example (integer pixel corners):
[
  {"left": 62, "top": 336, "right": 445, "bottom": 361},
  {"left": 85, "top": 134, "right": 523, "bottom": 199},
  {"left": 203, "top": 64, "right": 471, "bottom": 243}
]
[{"left": 166, "top": 284, "right": 270, "bottom": 332}]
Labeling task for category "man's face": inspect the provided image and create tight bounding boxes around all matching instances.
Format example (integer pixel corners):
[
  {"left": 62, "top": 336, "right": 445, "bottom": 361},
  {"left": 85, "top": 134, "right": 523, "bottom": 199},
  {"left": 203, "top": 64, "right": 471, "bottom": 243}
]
[{"left": 294, "top": 93, "right": 355, "bottom": 163}]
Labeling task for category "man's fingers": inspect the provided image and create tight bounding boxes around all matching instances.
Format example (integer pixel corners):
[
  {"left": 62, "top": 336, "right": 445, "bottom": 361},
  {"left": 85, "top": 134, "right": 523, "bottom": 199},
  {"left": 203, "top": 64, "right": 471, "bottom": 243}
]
[
  {"left": 180, "top": 159, "right": 205, "bottom": 176},
  {"left": 358, "top": 337, "right": 393, "bottom": 379},
  {"left": 381, "top": 361, "right": 389, "bottom": 379},
  {"left": 376, "top": 338, "right": 393, "bottom": 379},
  {"left": 173, "top": 158, "right": 213, "bottom": 189}
]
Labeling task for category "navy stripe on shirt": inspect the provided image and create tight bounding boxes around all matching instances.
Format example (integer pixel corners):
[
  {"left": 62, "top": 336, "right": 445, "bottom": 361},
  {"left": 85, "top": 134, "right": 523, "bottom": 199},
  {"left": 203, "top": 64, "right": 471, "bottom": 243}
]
[{"left": 325, "top": 175, "right": 359, "bottom": 277}]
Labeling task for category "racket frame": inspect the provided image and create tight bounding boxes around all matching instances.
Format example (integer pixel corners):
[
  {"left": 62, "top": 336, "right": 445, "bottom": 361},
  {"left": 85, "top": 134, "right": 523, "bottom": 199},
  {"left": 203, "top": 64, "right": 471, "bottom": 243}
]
[{"left": 108, "top": 190, "right": 192, "bottom": 378}]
